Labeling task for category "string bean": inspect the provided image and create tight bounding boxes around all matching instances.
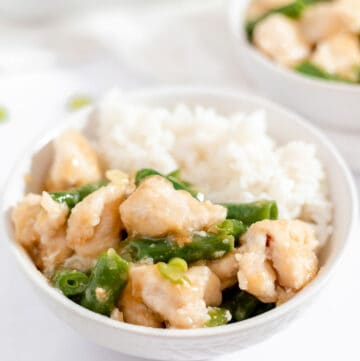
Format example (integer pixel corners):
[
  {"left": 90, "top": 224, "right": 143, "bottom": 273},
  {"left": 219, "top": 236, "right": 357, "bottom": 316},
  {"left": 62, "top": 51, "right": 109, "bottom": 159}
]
[
  {"left": 222, "top": 286, "right": 275, "bottom": 322},
  {"left": 295, "top": 61, "right": 359, "bottom": 84},
  {"left": 214, "top": 219, "right": 247, "bottom": 239},
  {"left": 50, "top": 180, "right": 108, "bottom": 208},
  {"left": 222, "top": 200, "right": 278, "bottom": 225},
  {"left": 80, "top": 249, "right": 129, "bottom": 316},
  {"left": 119, "top": 232, "right": 234, "bottom": 264},
  {"left": 53, "top": 269, "right": 89, "bottom": 297}
]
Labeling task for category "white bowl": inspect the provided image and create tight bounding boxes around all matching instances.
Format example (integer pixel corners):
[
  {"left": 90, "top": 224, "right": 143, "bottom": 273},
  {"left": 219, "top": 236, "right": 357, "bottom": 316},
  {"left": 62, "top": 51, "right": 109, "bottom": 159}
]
[
  {"left": 1, "top": 88, "right": 358, "bottom": 360},
  {"left": 228, "top": 0, "right": 360, "bottom": 131}
]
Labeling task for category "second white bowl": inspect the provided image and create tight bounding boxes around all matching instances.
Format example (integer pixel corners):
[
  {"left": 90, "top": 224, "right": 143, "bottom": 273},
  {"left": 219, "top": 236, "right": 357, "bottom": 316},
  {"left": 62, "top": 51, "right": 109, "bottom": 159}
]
[{"left": 228, "top": 0, "right": 360, "bottom": 131}]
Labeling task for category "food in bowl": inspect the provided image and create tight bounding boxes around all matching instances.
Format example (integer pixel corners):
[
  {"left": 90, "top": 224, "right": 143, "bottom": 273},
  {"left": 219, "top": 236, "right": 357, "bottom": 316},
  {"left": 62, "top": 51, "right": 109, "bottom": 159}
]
[
  {"left": 10, "top": 92, "right": 332, "bottom": 329},
  {"left": 245, "top": 0, "right": 360, "bottom": 84}
]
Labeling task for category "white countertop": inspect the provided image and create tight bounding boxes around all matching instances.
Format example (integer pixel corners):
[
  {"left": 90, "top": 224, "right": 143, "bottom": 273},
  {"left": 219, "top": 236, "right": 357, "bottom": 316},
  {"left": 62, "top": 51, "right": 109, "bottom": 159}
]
[{"left": 1, "top": 2, "right": 359, "bottom": 360}]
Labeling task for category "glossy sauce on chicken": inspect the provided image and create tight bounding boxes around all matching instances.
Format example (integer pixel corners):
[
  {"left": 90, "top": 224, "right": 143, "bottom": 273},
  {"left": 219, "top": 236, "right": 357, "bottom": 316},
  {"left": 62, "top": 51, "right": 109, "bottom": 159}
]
[{"left": 11, "top": 128, "right": 324, "bottom": 329}]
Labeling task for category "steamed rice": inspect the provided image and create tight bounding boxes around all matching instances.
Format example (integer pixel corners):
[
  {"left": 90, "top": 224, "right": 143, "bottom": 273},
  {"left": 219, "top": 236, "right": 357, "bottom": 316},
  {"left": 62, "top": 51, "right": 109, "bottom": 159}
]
[{"left": 90, "top": 91, "right": 332, "bottom": 246}]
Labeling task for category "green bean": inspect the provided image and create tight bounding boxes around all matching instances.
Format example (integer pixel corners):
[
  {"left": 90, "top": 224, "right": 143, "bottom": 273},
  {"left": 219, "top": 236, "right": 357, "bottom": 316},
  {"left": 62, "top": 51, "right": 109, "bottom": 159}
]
[
  {"left": 245, "top": 0, "right": 327, "bottom": 41},
  {"left": 50, "top": 180, "right": 108, "bottom": 208},
  {"left": 135, "top": 168, "right": 203, "bottom": 200},
  {"left": 222, "top": 200, "right": 278, "bottom": 225},
  {"left": 214, "top": 219, "right": 247, "bottom": 240},
  {"left": 167, "top": 169, "right": 193, "bottom": 187},
  {"left": 253, "top": 301, "right": 276, "bottom": 316},
  {"left": 222, "top": 286, "right": 275, "bottom": 322},
  {"left": 134, "top": 168, "right": 160, "bottom": 184},
  {"left": 222, "top": 289, "right": 258, "bottom": 321},
  {"left": 80, "top": 249, "right": 129, "bottom": 316},
  {"left": 205, "top": 307, "right": 232, "bottom": 327},
  {"left": 53, "top": 269, "right": 89, "bottom": 297},
  {"left": 294, "top": 61, "right": 358, "bottom": 84},
  {"left": 119, "top": 232, "right": 234, "bottom": 264}
]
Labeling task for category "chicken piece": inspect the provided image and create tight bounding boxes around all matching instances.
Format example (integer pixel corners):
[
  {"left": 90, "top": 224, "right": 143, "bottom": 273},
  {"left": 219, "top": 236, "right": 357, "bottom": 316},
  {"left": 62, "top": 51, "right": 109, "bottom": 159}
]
[
  {"left": 46, "top": 129, "right": 102, "bottom": 192},
  {"left": 236, "top": 219, "right": 319, "bottom": 303},
  {"left": 39, "top": 230, "right": 71, "bottom": 276},
  {"left": 34, "top": 192, "right": 72, "bottom": 274},
  {"left": 311, "top": 33, "right": 360, "bottom": 81},
  {"left": 120, "top": 176, "right": 226, "bottom": 239},
  {"left": 336, "top": 0, "right": 360, "bottom": 33},
  {"left": 246, "top": 0, "right": 293, "bottom": 20},
  {"left": 35, "top": 192, "right": 69, "bottom": 240},
  {"left": 128, "top": 264, "right": 222, "bottom": 329},
  {"left": 300, "top": 3, "right": 352, "bottom": 44},
  {"left": 66, "top": 183, "right": 126, "bottom": 259},
  {"left": 207, "top": 250, "right": 239, "bottom": 290},
  {"left": 62, "top": 254, "right": 95, "bottom": 272},
  {"left": 276, "top": 288, "right": 295, "bottom": 305},
  {"left": 12, "top": 192, "right": 71, "bottom": 274},
  {"left": 119, "top": 280, "right": 164, "bottom": 328},
  {"left": 12, "top": 193, "right": 42, "bottom": 248},
  {"left": 237, "top": 251, "right": 277, "bottom": 303},
  {"left": 253, "top": 14, "right": 310, "bottom": 67},
  {"left": 187, "top": 266, "right": 222, "bottom": 306}
]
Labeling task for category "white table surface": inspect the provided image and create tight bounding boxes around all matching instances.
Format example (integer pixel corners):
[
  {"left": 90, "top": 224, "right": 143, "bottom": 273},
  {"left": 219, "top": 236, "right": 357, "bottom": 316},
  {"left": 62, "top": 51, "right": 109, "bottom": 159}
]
[{"left": 1, "top": 2, "right": 360, "bottom": 360}]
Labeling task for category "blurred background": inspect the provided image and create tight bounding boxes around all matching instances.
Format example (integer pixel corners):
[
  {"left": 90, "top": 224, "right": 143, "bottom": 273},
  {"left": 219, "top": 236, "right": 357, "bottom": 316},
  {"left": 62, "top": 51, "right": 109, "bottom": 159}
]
[
  {"left": 0, "top": 0, "right": 234, "bottom": 84},
  {"left": 1, "top": 0, "right": 358, "bottom": 176}
]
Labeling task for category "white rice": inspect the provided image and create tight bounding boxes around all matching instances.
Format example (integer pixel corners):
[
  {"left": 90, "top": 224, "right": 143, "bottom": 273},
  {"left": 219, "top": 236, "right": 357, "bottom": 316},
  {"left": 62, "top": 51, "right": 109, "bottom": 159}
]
[{"left": 90, "top": 91, "right": 332, "bottom": 246}]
